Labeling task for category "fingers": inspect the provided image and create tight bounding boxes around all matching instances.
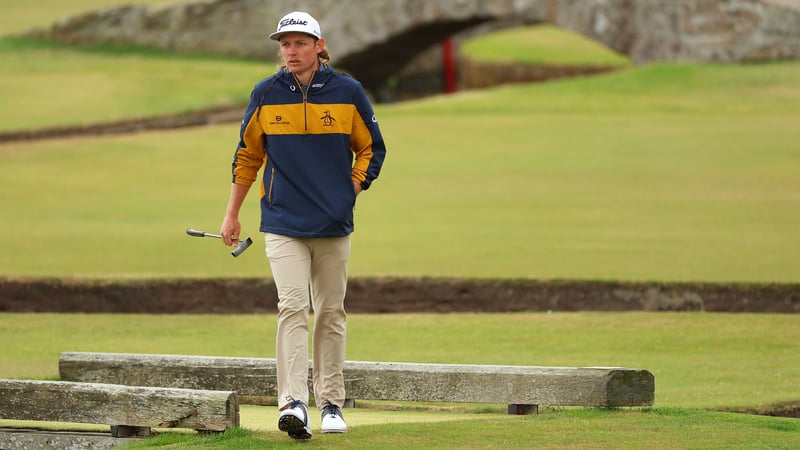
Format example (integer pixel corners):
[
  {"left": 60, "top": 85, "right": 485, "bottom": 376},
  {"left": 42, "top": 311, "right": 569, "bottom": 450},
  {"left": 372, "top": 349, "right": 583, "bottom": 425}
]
[
  {"left": 225, "top": 232, "right": 240, "bottom": 247},
  {"left": 220, "top": 225, "right": 241, "bottom": 246}
]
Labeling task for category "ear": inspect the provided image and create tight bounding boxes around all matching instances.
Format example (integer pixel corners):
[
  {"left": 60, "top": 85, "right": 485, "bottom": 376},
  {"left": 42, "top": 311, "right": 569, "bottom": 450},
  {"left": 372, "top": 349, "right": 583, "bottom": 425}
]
[{"left": 316, "top": 37, "right": 326, "bottom": 53}]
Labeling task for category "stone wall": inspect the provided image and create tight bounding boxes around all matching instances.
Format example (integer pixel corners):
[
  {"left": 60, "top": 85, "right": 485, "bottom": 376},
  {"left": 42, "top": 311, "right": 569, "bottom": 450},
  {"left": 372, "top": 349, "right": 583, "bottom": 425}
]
[{"left": 20, "top": 0, "right": 800, "bottom": 91}]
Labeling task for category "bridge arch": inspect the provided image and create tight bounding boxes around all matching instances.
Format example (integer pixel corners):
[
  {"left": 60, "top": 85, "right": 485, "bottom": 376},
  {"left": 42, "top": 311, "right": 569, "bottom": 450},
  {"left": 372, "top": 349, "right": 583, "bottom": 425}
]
[{"left": 337, "top": 18, "right": 496, "bottom": 93}]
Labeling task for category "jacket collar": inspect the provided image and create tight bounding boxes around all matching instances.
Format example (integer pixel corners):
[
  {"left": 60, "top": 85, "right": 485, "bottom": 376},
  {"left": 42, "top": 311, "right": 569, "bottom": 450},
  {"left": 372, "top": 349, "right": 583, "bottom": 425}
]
[{"left": 279, "top": 63, "right": 332, "bottom": 93}]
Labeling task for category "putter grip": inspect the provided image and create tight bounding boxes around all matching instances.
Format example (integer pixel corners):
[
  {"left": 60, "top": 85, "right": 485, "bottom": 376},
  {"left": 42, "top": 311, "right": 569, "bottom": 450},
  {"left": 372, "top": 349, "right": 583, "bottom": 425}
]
[{"left": 186, "top": 228, "right": 206, "bottom": 237}]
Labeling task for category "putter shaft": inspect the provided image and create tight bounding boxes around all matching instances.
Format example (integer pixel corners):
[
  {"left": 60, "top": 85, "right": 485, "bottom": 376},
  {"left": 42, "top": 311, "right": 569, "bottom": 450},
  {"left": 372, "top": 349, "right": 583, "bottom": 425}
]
[
  {"left": 186, "top": 228, "right": 253, "bottom": 257},
  {"left": 186, "top": 228, "right": 223, "bottom": 239}
]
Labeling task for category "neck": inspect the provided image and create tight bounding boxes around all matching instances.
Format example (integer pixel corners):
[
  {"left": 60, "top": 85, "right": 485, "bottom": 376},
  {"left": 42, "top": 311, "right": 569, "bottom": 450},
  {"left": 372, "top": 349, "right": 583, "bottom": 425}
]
[
  {"left": 298, "top": 75, "right": 312, "bottom": 85},
  {"left": 293, "top": 63, "right": 318, "bottom": 85}
]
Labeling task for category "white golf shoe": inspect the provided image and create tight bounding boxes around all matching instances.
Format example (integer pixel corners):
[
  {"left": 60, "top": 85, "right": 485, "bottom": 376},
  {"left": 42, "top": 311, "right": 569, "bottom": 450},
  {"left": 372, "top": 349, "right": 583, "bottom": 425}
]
[{"left": 320, "top": 403, "right": 348, "bottom": 433}]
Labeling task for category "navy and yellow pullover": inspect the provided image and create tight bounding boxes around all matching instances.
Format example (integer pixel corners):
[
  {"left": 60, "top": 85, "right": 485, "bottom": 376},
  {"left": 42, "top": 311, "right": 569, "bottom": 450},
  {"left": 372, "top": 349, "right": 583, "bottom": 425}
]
[{"left": 232, "top": 64, "right": 386, "bottom": 238}]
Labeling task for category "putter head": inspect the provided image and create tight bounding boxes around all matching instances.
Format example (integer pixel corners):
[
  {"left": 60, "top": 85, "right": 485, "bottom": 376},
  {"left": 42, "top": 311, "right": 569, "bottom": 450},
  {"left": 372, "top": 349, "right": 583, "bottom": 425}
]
[{"left": 231, "top": 237, "right": 253, "bottom": 257}]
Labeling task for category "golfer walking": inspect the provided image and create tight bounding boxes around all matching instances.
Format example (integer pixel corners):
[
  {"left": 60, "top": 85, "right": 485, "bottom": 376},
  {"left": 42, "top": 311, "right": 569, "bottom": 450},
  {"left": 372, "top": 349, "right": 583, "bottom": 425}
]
[{"left": 219, "top": 11, "right": 386, "bottom": 440}]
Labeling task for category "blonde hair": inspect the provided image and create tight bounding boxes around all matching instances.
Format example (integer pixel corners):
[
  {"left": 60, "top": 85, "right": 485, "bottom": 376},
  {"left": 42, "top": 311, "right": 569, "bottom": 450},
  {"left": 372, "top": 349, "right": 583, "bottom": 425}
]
[{"left": 318, "top": 46, "right": 331, "bottom": 65}]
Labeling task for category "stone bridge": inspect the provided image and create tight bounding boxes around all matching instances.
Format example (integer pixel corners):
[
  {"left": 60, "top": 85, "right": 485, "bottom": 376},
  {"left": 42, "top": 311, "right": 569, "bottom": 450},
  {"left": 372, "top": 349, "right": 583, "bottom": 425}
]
[{"left": 23, "top": 0, "right": 800, "bottom": 91}]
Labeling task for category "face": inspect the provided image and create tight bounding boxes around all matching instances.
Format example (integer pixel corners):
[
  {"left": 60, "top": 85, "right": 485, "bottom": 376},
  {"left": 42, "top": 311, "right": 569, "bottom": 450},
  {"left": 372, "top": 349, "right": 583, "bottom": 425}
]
[{"left": 279, "top": 32, "right": 324, "bottom": 81}]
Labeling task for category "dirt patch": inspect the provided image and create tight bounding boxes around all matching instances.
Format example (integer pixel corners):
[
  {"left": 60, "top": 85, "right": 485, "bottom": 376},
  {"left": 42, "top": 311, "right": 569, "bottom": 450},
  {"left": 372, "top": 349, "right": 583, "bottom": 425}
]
[
  {"left": 719, "top": 401, "right": 800, "bottom": 419},
  {"left": 1, "top": 277, "right": 798, "bottom": 314},
  {"left": 0, "top": 105, "right": 243, "bottom": 144}
]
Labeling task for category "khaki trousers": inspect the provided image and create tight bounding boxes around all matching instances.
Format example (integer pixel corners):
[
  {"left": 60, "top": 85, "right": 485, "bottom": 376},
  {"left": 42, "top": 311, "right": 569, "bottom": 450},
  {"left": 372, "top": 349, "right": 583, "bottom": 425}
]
[{"left": 265, "top": 233, "right": 350, "bottom": 410}]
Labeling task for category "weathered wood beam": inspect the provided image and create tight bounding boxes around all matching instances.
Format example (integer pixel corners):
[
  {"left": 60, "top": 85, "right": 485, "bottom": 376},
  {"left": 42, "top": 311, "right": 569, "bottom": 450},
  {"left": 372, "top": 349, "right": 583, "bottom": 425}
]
[
  {"left": 0, "top": 379, "right": 239, "bottom": 432},
  {"left": 60, "top": 352, "right": 654, "bottom": 409}
]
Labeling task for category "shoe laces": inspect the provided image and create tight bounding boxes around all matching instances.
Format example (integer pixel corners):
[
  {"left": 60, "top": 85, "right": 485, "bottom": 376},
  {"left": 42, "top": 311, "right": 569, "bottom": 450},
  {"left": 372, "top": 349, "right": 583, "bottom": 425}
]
[
  {"left": 283, "top": 396, "right": 305, "bottom": 411},
  {"left": 322, "top": 403, "right": 342, "bottom": 418}
]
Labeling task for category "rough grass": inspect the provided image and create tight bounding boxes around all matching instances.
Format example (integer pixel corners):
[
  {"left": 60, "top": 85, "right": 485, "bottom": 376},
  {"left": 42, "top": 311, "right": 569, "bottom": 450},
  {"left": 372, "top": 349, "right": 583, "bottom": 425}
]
[
  {"left": 5, "top": 405, "right": 799, "bottom": 449},
  {"left": 121, "top": 409, "right": 800, "bottom": 449}
]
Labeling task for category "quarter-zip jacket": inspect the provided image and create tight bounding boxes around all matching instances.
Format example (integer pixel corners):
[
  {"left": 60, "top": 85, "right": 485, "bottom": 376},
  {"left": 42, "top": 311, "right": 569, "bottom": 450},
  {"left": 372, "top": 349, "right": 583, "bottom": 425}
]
[{"left": 232, "top": 65, "right": 386, "bottom": 238}]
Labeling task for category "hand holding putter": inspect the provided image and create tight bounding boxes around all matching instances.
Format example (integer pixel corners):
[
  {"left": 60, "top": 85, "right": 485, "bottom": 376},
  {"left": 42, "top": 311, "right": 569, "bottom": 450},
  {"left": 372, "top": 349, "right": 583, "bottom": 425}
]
[{"left": 186, "top": 228, "right": 253, "bottom": 257}]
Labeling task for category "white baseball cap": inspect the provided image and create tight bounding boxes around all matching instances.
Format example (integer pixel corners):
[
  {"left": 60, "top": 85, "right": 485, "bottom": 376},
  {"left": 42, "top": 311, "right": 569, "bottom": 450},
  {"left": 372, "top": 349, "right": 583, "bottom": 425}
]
[{"left": 269, "top": 11, "right": 322, "bottom": 41}]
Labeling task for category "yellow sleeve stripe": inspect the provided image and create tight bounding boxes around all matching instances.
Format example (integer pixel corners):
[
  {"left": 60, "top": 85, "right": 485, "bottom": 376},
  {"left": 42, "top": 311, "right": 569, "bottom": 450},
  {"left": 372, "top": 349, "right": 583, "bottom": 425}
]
[{"left": 233, "top": 110, "right": 266, "bottom": 186}]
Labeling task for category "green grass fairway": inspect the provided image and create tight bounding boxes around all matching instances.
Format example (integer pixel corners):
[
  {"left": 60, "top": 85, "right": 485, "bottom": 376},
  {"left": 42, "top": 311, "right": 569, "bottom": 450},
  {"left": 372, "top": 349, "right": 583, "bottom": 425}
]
[
  {"left": 1, "top": 62, "right": 798, "bottom": 281},
  {"left": 0, "top": 38, "right": 270, "bottom": 133}
]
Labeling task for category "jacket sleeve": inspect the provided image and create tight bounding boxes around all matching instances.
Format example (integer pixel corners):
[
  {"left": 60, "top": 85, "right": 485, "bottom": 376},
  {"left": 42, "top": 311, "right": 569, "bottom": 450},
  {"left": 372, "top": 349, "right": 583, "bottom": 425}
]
[
  {"left": 231, "top": 84, "right": 267, "bottom": 186},
  {"left": 350, "top": 83, "right": 386, "bottom": 190}
]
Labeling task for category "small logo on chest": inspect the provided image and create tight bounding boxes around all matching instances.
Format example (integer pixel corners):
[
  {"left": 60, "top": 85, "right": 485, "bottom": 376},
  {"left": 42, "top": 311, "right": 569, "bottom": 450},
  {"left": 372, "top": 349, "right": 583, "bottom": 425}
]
[
  {"left": 269, "top": 115, "right": 290, "bottom": 125},
  {"left": 321, "top": 111, "right": 336, "bottom": 127}
]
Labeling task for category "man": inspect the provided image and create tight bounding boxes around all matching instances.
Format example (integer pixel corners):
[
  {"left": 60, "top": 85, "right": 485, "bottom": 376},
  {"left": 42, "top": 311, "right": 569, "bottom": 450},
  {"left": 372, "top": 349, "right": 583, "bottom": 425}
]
[{"left": 219, "top": 11, "right": 386, "bottom": 440}]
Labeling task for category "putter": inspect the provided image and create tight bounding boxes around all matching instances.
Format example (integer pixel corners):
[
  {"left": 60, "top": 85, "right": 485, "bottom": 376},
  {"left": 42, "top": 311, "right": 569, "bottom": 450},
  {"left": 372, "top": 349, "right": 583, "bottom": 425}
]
[{"left": 186, "top": 228, "right": 253, "bottom": 257}]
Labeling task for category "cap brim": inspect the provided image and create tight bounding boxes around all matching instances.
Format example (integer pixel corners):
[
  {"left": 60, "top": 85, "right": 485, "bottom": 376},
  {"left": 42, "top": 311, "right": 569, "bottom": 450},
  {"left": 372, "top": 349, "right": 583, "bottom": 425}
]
[{"left": 268, "top": 28, "right": 319, "bottom": 41}]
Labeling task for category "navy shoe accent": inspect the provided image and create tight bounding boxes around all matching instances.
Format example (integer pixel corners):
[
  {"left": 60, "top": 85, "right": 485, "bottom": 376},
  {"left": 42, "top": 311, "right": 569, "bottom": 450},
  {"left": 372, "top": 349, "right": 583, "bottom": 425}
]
[{"left": 278, "top": 399, "right": 312, "bottom": 439}]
